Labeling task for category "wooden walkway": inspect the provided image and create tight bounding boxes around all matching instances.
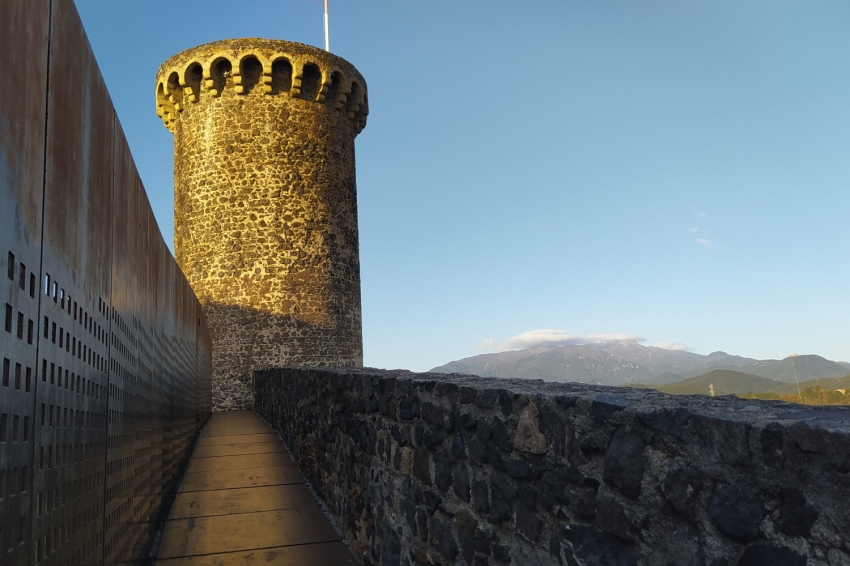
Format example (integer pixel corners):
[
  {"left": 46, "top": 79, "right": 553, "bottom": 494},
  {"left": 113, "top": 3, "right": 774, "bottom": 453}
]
[{"left": 155, "top": 411, "right": 358, "bottom": 565}]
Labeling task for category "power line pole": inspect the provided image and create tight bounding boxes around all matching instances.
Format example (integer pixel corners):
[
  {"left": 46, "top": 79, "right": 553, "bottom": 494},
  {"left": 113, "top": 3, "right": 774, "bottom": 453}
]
[
  {"left": 324, "top": 0, "right": 330, "bottom": 52},
  {"left": 791, "top": 359, "right": 803, "bottom": 404}
]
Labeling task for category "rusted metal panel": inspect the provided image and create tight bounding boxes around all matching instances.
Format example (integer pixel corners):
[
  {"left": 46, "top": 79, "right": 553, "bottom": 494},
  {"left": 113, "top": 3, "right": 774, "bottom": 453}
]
[
  {"left": 105, "top": 124, "right": 144, "bottom": 565},
  {"left": 0, "top": 1, "right": 212, "bottom": 564},
  {"left": 0, "top": 0, "right": 49, "bottom": 242},
  {"left": 132, "top": 203, "right": 168, "bottom": 558},
  {"left": 0, "top": 0, "right": 49, "bottom": 563},
  {"left": 33, "top": 0, "right": 114, "bottom": 563}
]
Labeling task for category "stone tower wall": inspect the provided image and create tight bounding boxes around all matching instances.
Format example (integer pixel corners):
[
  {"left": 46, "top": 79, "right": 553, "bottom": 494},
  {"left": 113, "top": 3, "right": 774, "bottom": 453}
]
[{"left": 156, "top": 39, "right": 368, "bottom": 410}]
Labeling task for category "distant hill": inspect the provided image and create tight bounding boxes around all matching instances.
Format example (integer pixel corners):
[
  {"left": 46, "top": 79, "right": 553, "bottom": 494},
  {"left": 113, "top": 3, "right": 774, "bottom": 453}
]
[
  {"left": 645, "top": 372, "right": 686, "bottom": 385},
  {"left": 635, "top": 370, "right": 850, "bottom": 399},
  {"left": 431, "top": 341, "right": 849, "bottom": 387},
  {"left": 651, "top": 370, "right": 783, "bottom": 396},
  {"left": 431, "top": 341, "right": 704, "bottom": 386},
  {"left": 773, "top": 373, "right": 850, "bottom": 395},
  {"left": 745, "top": 355, "right": 850, "bottom": 383}
]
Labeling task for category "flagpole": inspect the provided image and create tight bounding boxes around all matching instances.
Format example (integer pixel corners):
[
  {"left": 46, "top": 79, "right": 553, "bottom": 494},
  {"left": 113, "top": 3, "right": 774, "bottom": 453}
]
[{"left": 324, "top": 0, "right": 330, "bottom": 52}]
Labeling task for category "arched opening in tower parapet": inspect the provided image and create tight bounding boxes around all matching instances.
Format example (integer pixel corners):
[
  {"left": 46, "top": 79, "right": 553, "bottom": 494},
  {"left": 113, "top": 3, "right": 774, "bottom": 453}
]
[
  {"left": 156, "top": 82, "right": 170, "bottom": 113},
  {"left": 271, "top": 58, "right": 292, "bottom": 94},
  {"left": 299, "top": 63, "right": 322, "bottom": 101},
  {"left": 347, "top": 81, "right": 362, "bottom": 118},
  {"left": 210, "top": 58, "right": 233, "bottom": 95},
  {"left": 355, "top": 92, "right": 369, "bottom": 128},
  {"left": 184, "top": 62, "right": 202, "bottom": 101},
  {"left": 326, "top": 71, "right": 344, "bottom": 108},
  {"left": 240, "top": 56, "right": 263, "bottom": 94},
  {"left": 166, "top": 72, "right": 183, "bottom": 109}
]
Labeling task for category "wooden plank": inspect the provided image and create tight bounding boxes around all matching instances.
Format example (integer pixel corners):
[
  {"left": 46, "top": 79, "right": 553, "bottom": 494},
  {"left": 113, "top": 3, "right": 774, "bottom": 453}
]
[
  {"left": 194, "top": 433, "right": 280, "bottom": 447},
  {"left": 168, "top": 484, "right": 318, "bottom": 519},
  {"left": 155, "top": 541, "right": 360, "bottom": 565},
  {"left": 191, "top": 442, "right": 284, "bottom": 458},
  {"left": 199, "top": 426, "right": 275, "bottom": 437},
  {"left": 179, "top": 466, "right": 303, "bottom": 492},
  {"left": 157, "top": 509, "right": 342, "bottom": 559},
  {"left": 186, "top": 451, "right": 298, "bottom": 473}
]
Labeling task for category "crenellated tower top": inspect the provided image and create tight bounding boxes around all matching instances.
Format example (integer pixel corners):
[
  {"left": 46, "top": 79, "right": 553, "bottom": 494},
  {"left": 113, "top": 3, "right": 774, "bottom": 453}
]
[{"left": 155, "top": 38, "right": 368, "bottom": 134}]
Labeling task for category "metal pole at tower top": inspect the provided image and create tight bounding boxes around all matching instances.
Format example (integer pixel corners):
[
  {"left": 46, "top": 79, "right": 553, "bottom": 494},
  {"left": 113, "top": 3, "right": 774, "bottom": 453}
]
[{"left": 324, "top": 0, "right": 330, "bottom": 52}]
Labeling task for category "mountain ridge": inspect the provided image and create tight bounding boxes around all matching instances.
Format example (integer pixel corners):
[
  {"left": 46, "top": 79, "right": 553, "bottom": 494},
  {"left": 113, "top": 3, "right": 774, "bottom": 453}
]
[{"left": 430, "top": 342, "right": 849, "bottom": 387}]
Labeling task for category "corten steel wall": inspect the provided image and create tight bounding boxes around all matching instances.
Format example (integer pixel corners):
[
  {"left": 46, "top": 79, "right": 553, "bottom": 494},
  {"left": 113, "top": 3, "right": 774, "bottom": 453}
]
[
  {"left": 156, "top": 39, "right": 368, "bottom": 411},
  {"left": 0, "top": 1, "right": 213, "bottom": 565}
]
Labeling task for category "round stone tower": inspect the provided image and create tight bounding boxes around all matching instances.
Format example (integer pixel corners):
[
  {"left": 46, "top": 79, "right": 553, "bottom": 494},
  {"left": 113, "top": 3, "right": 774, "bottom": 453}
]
[{"left": 155, "top": 39, "right": 368, "bottom": 410}]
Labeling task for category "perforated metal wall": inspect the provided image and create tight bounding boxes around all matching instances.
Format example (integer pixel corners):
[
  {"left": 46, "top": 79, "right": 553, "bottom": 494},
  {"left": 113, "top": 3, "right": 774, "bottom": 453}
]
[{"left": 0, "top": 1, "right": 213, "bottom": 565}]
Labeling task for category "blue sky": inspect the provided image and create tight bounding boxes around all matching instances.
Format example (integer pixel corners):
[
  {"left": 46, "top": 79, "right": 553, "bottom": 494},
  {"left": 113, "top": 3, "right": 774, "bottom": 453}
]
[{"left": 75, "top": 0, "right": 850, "bottom": 371}]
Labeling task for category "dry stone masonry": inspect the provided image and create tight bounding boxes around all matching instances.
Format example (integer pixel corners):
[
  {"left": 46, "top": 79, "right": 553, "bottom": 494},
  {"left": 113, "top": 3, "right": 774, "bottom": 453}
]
[
  {"left": 156, "top": 39, "right": 368, "bottom": 410},
  {"left": 255, "top": 367, "right": 850, "bottom": 566}
]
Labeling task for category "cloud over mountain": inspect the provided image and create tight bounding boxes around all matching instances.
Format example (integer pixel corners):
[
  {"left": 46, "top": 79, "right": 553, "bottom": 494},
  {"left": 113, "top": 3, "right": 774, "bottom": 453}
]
[
  {"left": 477, "top": 329, "right": 645, "bottom": 353},
  {"left": 652, "top": 341, "right": 695, "bottom": 352}
]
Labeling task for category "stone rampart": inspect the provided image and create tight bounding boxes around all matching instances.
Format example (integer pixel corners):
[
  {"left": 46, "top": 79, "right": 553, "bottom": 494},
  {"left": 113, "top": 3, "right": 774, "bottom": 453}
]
[{"left": 255, "top": 367, "right": 850, "bottom": 566}]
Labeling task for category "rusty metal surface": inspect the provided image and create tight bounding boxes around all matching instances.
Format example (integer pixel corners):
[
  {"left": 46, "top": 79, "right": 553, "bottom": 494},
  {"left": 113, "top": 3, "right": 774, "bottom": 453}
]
[
  {"left": 0, "top": 1, "right": 212, "bottom": 565},
  {"left": 104, "top": 124, "right": 146, "bottom": 564},
  {"left": 34, "top": 1, "right": 115, "bottom": 563},
  {"left": 0, "top": 0, "right": 50, "bottom": 563}
]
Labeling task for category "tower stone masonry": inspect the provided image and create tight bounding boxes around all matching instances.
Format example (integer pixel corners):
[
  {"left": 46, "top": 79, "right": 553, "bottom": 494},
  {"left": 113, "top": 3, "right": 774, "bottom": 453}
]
[{"left": 156, "top": 39, "right": 368, "bottom": 410}]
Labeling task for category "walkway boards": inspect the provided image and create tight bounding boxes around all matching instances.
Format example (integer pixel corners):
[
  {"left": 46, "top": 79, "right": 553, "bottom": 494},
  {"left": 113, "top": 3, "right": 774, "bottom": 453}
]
[{"left": 156, "top": 411, "right": 358, "bottom": 565}]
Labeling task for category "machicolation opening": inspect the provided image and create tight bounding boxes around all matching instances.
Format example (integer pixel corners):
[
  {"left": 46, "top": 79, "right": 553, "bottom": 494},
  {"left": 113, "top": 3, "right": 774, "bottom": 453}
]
[
  {"left": 185, "top": 62, "right": 203, "bottom": 100},
  {"left": 327, "top": 70, "right": 344, "bottom": 108},
  {"left": 299, "top": 62, "right": 322, "bottom": 101},
  {"left": 239, "top": 55, "right": 263, "bottom": 94},
  {"left": 212, "top": 57, "right": 232, "bottom": 95},
  {"left": 271, "top": 58, "right": 293, "bottom": 94}
]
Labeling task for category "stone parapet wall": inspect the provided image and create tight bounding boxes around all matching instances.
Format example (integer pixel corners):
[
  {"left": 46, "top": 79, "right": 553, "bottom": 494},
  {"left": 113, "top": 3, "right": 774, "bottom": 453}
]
[{"left": 254, "top": 367, "right": 850, "bottom": 566}]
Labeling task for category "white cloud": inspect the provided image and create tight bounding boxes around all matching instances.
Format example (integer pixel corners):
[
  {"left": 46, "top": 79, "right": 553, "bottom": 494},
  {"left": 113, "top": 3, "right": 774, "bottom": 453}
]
[
  {"left": 652, "top": 341, "right": 694, "bottom": 352},
  {"left": 691, "top": 217, "right": 720, "bottom": 248},
  {"left": 480, "top": 329, "right": 580, "bottom": 351},
  {"left": 585, "top": 333, "right": 645, "bottom": 343},
  {"left": 478, "top": 329, "right": 645, "bottom": 352}
]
